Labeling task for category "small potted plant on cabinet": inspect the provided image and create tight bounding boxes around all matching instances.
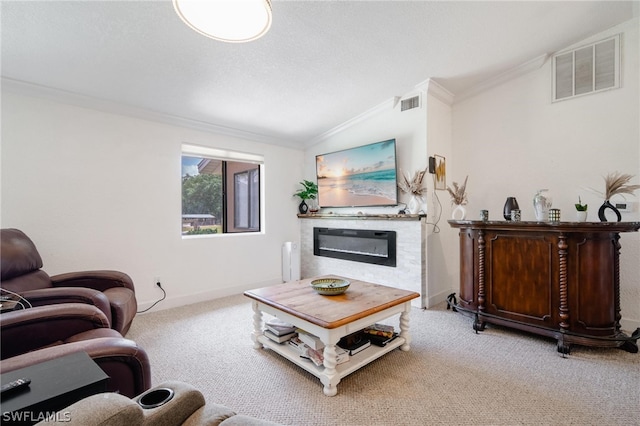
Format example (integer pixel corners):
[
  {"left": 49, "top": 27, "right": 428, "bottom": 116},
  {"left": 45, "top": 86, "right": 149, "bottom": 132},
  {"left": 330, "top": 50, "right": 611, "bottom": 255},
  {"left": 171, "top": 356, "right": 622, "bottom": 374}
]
[
  {"left": 294, "top": 180, "right": 318, "bottom": 214},
  {"left": 575, "top": 197, "right": 588, "bottom": 222}
]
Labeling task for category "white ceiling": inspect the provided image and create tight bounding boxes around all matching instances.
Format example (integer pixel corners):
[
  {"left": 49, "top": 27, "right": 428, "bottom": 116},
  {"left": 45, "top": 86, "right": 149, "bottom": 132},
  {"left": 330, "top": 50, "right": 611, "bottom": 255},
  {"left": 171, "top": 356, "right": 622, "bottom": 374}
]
[{"left": 1, "top": 1, "right": 637, "bottom": 148}]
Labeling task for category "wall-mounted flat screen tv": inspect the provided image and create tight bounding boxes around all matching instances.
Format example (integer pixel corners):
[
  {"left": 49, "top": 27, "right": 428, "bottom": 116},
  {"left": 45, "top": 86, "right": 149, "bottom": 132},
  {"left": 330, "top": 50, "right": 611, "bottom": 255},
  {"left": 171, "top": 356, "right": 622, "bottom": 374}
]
[{"left": 316, "top": 139, "right": 398, "bottom": 208}]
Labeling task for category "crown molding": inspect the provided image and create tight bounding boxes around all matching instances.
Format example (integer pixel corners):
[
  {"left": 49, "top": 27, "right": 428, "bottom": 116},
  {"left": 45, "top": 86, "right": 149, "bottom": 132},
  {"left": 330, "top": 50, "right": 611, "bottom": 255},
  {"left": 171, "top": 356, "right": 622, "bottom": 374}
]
[
  {"left": 1, "top": 78, "right": 302, "bottom": 149},
  {"left": 453, "top": 53, "right": 549, "bottom": 104},
  {"left": 307, "top": 78, "right": 456, "bottom": 147},
  {"left": 305, "top": 97, "right": 396, "bottom": 147},
  {"left": 416, "top": 78, "right": 455, "bottom": 105}
]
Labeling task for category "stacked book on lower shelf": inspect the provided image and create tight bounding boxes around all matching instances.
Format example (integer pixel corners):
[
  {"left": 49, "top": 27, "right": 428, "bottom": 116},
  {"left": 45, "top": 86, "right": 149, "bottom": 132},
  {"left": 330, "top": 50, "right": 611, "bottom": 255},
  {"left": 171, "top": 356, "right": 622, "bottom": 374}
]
[
  {"left": 262, "top": 320, "right": 399, "bottom": 368},
  {"left": 363, "top": 323, "right": 399, "bottom": 347},
  {"left": 337, "top": 330, "right": 371, "bottom": 355},
  {"left": 263, "top": 318, "right": 297, "bottom": 343}
]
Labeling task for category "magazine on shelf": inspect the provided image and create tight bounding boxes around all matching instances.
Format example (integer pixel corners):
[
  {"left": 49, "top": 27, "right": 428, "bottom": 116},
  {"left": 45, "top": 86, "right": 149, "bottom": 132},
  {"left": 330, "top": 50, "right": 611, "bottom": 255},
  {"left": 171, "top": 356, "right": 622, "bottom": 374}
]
[
  {"left": 306, "top": 346, "right": 349, "bottom": 367},
  {"left": 334, "top": 346, "right": 350, "bottom": 364},
  {"left": 306, "top": 347, "right": 324, "bottom": 367},
  {"left": 288, "top": 336, "right": 308, "bottom": 354}
]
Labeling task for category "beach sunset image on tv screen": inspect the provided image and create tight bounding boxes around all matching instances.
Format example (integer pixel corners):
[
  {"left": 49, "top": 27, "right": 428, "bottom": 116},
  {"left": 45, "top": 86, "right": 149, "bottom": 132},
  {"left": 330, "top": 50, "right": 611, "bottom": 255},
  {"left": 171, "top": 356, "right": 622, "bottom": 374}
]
[{"left": 316, "top": 139, "right": 398, "bottom": 208}]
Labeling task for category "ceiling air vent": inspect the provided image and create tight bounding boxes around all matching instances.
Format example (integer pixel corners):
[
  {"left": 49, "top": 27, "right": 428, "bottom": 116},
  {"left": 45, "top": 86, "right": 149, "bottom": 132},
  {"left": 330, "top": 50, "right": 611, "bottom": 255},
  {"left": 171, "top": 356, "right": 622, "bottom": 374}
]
[
  {"left": 400, "top": 95, "right": 420, "bottom": 111},
  {"left": 553, "top": 34, "right": 620, "bottom": 102}
]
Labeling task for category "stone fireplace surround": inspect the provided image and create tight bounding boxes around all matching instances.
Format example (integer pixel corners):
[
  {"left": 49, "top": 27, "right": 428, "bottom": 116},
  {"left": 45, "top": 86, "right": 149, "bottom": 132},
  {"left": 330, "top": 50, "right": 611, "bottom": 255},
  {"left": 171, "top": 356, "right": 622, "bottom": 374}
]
[
  {"left": 299, "top": 214, "right": 426, "bottom": 308},
  {"left": 314, "top": 227, "right": 397, "bottom": 266}
]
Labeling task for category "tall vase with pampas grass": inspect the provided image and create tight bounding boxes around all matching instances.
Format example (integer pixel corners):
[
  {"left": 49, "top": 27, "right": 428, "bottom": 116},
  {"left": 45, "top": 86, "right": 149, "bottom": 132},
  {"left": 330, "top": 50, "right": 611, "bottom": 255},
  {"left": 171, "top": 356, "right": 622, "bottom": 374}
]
[
  {"left": 597, "top": 172, "right": 640, "bottom": 222},
  {"left": 447, "top": 176, "right": 469, "bottom": 220},
  {"left": 398, "top": 168, "right": 428, "bottom": 214}
]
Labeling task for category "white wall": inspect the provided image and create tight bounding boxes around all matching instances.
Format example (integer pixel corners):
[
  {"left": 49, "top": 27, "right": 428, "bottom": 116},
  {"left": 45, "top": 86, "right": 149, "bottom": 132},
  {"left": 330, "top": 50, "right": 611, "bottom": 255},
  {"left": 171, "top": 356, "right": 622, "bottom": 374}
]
[
  {"left": 452, "top": 18, "right": 640, "bottom": 329},
  {"left": 424, "top": 86, "right": 456, "bottom": 307},
  {"left": 305, "top": 96, "right": 428, "bottom": 214},
  {"left": 1, "top": 92, "right": 304, "bottom": 311}
]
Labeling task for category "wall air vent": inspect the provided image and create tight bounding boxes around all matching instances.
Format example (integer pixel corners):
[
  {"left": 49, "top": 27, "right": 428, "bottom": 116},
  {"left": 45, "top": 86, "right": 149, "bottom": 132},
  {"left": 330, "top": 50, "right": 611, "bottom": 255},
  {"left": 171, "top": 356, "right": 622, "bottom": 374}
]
[
  {"left": 552, "top": 34, "right": 620, "bottom": 102},
  {"left": 400, "top": 95, "right": 421, "bottom": 111}
]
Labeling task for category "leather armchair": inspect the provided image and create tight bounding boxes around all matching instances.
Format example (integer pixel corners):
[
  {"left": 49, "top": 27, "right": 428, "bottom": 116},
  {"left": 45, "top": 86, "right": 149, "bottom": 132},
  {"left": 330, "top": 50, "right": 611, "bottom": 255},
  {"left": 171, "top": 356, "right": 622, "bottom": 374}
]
[
  {"left": 0, "top": 303, "right": 151, "bottom": 397},
  {"left": 0, "top": 228, "right": 137, "bottom": 335},
  {"left": 0, "top": 303, "right": 118, "bottom": 359}
]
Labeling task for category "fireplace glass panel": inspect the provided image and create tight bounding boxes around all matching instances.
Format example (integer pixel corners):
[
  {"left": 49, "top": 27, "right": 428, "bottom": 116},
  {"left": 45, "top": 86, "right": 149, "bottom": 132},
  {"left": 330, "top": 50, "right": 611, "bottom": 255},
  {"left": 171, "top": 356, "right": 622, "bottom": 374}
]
[
  {"left": 318, "top": 234, "right": 389, "bottom": 258},
  {"left": 313, "top": 227, "right": 396, "bottom": 267}
]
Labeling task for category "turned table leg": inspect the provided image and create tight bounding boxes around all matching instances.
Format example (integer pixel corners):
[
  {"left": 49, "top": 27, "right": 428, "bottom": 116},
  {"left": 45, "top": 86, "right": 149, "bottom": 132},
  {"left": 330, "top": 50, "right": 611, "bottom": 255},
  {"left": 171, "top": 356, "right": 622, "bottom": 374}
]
[
  {"left": 399, "top": 306, "right": 411, "bottom": 351},
  {"left": 251, "top": 301, "right": 264, "bottom": 349},
  {"left": 321, "top": 335, "right": 340, "bottom": 396}
]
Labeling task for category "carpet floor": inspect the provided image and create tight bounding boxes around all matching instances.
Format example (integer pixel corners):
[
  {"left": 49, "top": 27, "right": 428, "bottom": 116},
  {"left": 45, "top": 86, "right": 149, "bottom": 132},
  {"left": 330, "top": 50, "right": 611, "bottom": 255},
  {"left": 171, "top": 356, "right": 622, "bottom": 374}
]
[{"left": 127, "top": 293, "right": 639, "bottom": 426}]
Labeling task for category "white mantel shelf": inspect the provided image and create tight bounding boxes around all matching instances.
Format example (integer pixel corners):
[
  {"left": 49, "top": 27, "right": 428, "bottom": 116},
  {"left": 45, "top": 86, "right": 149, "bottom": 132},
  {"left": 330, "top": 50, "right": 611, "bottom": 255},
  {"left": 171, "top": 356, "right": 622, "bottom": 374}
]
[{"left": 297, "top": 213, "right": 425, "bottom": 221}]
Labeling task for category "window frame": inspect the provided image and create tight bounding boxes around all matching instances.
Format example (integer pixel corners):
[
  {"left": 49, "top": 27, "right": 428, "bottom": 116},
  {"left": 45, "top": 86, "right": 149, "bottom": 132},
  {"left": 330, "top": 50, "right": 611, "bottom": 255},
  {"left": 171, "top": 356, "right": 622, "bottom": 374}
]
[{"left": 232, "top": 167, "right": 260, "bottom": 232}]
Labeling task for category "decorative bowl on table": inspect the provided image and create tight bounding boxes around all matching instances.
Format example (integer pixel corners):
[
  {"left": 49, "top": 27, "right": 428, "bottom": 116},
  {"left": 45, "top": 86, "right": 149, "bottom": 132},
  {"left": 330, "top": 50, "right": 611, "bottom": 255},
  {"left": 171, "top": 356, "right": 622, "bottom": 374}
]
[{"left": 310, "top": 278, "right": 350, "bottom": 295}]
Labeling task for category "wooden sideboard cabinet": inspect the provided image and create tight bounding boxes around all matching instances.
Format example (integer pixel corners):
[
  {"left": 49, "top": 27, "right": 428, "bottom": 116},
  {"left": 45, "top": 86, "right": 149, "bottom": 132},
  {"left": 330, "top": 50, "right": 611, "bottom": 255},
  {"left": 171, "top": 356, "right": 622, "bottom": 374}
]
[{"left": 448, "top": 220, "right": 640, "bottom": 354}]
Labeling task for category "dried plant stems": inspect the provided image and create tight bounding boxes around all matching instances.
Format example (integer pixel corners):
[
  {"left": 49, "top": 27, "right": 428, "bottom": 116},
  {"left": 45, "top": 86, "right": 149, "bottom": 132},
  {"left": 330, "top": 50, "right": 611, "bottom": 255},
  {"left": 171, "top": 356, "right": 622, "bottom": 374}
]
[
  {"left": 398, "top": 167, "right": 428, "bottom": 197},
  {"left": 447, "top": 175, "right": 468, "bottom": 205},
  {"left": 603, "top": 172, "right": 640, "bottom": 200}
]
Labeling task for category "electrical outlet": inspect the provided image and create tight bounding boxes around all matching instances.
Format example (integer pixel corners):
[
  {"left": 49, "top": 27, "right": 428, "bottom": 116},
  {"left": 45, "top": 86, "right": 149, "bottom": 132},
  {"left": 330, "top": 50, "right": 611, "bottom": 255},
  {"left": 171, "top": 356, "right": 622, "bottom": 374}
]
[
  {"left": 610, "top": 195, "right": 638, "bottom": 213},
  {"left": 614, "top": 201, "right": 637, "bottom": 213},
  {"left": 153, "top": 276, "right": 161, "bottom": 288}
]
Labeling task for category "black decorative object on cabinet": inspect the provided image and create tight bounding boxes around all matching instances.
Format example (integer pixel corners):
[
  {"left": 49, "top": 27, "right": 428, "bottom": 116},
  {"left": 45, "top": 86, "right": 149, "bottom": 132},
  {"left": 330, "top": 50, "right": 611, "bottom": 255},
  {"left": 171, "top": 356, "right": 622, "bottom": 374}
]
[
  {"left": 298, "top": 200, "right": 309, "bottom": 215},
  {"left": 598, "top": 200, "right": 622, "bottom": 222},
  {"left": 503, "top": 197, "right": 520, "bottom": 221}
]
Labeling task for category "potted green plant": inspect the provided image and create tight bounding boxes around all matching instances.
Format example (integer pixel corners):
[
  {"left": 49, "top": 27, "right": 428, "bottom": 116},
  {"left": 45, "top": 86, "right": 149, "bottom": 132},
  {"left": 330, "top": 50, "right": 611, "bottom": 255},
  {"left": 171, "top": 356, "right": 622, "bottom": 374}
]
[
  {"left": 575, "top": 197, "right": 588, "bottom": 222},
  {"left": 293, "top": 180, "right": 318, "bottom": 214}
]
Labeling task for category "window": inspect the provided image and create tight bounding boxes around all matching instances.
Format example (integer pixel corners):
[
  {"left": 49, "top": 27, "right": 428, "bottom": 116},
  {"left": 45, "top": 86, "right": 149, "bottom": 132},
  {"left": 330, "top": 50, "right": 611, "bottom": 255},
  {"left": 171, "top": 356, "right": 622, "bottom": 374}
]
[
  {"left": 181, "top": 144, "right": 263, "bottom": 236},
  {"left": 234, "top": 169, "right": 259, "bottom": 230}
]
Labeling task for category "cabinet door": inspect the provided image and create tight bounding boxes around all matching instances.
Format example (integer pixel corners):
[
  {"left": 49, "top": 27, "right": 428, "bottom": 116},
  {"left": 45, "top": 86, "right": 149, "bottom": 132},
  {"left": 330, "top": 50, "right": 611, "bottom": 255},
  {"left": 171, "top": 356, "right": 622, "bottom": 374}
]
[
  {"left": 568, "top": 233, "right": 617, "bottom": 335},
  {"left": 484, "top": 231, "right": 558, "bottom": 327},
  {"left": 457, "top": 228, "right": 478, "bottom": 310}
]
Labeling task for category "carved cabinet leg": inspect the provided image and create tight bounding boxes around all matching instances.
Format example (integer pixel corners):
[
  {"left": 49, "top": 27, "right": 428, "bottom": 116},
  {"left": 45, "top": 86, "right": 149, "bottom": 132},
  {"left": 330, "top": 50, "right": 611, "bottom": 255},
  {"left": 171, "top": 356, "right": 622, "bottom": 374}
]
[
  {"left": 473, "top": 315, "right": 486, "bottom": 332},
  {"left": 557, "top": 333, "right": 571, "bottom": 356},
  {"left": 557, "top": 233, "right": 569, "bottom": 332}
]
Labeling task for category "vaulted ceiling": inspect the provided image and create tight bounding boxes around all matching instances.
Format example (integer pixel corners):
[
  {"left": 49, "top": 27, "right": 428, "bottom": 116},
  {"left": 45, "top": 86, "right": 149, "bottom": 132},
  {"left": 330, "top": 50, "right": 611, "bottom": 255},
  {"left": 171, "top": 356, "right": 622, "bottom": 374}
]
[{"left": 1, "top": 1, "right": 636, "bottom": 148}]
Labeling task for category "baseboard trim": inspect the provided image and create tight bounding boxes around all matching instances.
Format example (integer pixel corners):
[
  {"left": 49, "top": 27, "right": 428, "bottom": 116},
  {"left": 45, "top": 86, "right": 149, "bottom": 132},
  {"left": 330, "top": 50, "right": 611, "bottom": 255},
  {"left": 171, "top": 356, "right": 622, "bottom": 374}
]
[
  {"left": 424, "top": 288, "right": 452, "bottom": 309},
  {"left": 620, "top": 318, "right": 640, "bottom": 334},
  {"left": 136, "top": 278, "right": 282, "bottom": 313}
]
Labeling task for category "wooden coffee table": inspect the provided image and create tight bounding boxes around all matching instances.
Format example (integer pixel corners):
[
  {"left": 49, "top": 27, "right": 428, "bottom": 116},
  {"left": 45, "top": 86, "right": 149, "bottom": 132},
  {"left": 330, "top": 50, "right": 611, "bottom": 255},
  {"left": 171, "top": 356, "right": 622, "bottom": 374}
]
[{"left": 244, "top": 276, "right": 419, "bottom": 396}]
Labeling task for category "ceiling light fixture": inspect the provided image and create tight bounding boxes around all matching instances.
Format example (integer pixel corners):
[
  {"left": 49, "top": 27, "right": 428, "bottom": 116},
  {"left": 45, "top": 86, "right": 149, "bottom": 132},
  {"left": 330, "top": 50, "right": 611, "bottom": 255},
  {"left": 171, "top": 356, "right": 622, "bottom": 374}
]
[{"left": 173, "top": 0, "right": 272, "bottom": 43}]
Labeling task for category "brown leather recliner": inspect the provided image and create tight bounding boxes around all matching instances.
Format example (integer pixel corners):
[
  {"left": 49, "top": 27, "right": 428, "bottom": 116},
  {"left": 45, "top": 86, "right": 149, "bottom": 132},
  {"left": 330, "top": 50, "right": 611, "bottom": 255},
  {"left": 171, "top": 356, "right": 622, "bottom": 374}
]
[
  {"left": 0, "top": 303, "right": 151, "bottom": 397},
  {"left": 0, "top": 228, "right": 137, "bottom": 335}
]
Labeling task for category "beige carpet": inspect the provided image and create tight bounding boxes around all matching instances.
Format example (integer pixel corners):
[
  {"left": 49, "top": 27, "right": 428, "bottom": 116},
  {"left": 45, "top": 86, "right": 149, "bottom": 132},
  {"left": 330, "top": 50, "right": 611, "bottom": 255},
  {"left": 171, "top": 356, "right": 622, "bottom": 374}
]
[{"left": 127, "top": 293, "right": 639, "bottom": 426}]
